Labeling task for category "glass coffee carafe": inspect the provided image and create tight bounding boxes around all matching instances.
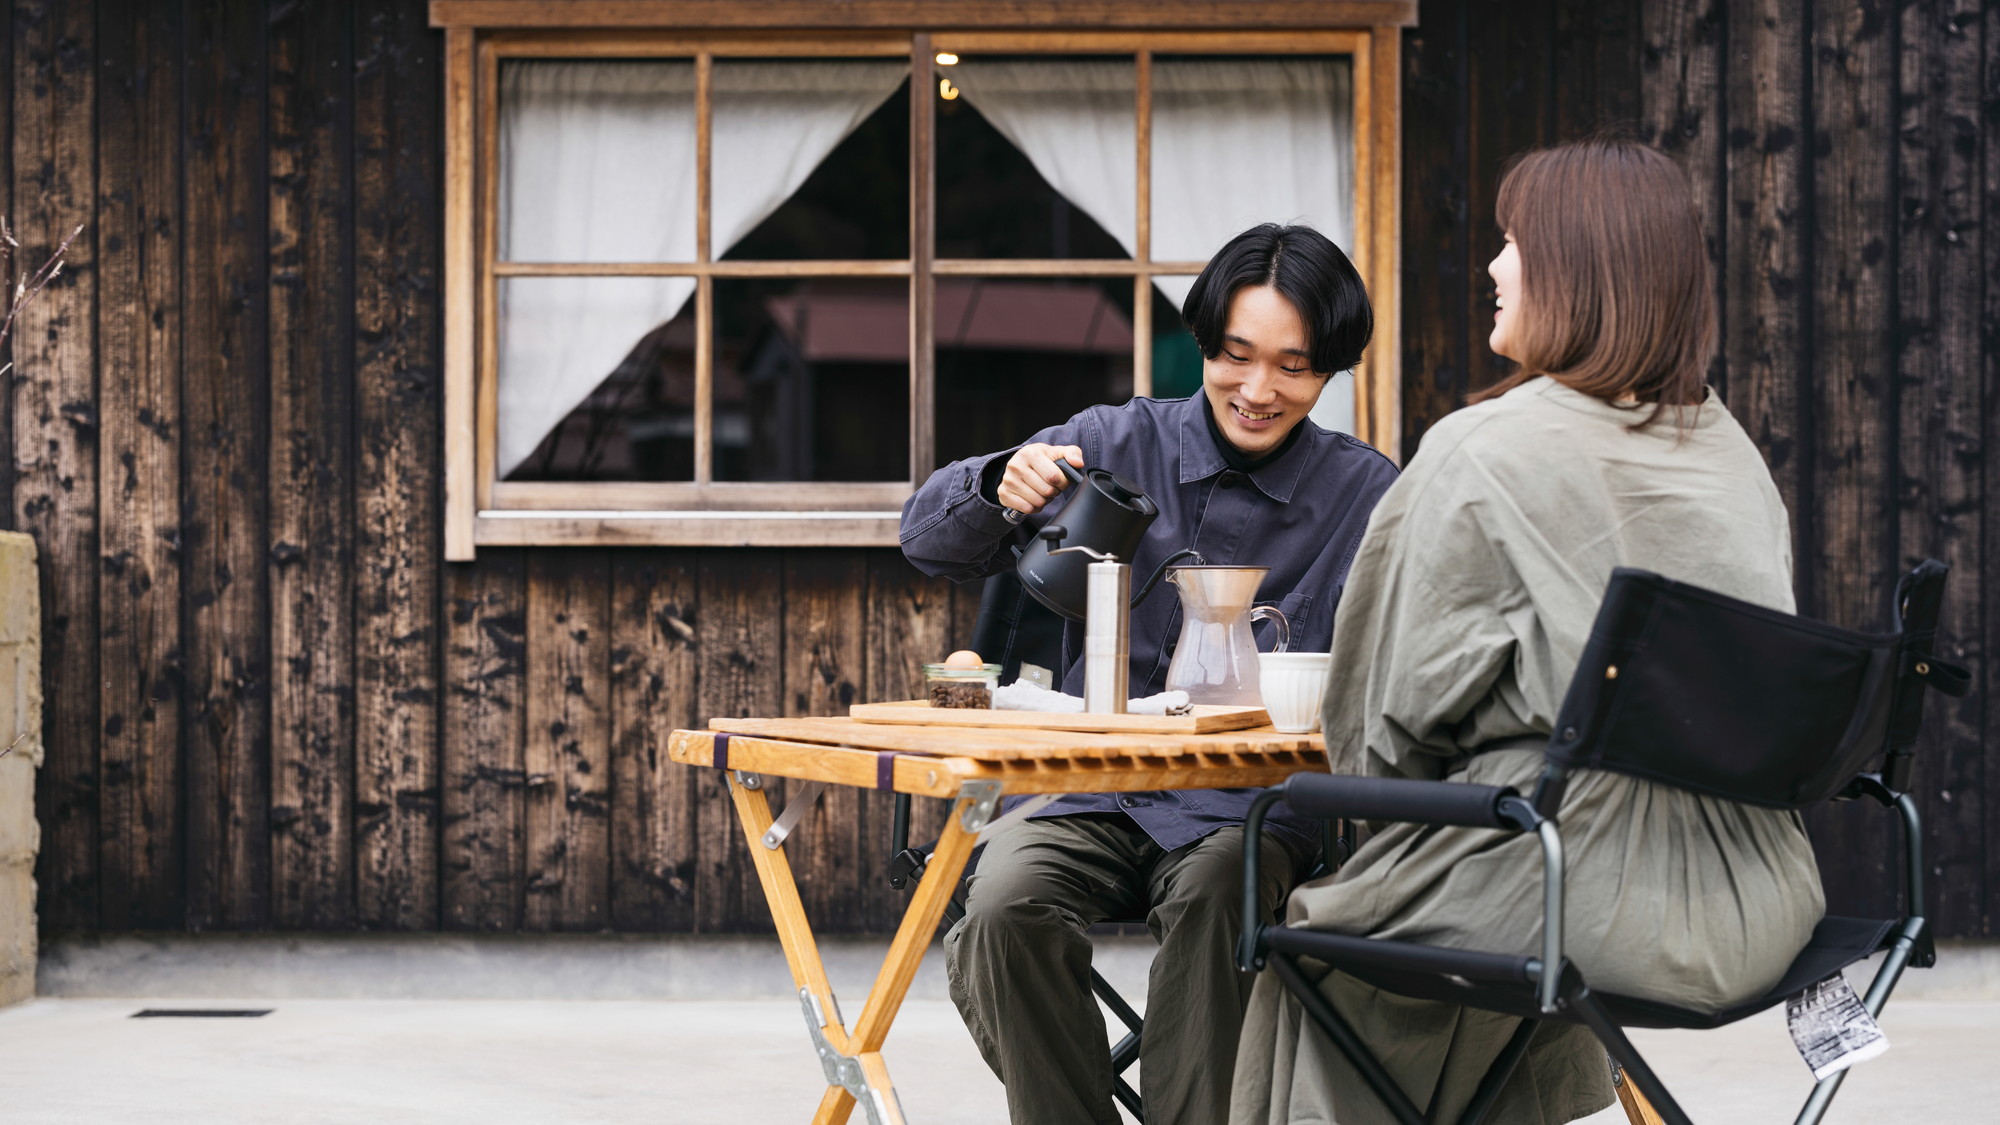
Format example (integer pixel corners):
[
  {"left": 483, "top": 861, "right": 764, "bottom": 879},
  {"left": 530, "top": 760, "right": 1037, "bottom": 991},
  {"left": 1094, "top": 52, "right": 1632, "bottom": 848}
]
[{"left": 1162, "top": 566, "right": 1291, "bottom": 705}]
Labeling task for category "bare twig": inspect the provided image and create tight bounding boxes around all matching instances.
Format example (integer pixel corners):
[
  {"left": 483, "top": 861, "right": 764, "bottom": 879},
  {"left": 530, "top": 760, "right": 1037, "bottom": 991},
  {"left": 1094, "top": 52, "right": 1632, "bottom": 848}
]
[
  {"left": 0, "top": 219, "right": 84, "bottom": 762},
  {"left": 0, "top": 221, "right": 83, "bottom": 359}
]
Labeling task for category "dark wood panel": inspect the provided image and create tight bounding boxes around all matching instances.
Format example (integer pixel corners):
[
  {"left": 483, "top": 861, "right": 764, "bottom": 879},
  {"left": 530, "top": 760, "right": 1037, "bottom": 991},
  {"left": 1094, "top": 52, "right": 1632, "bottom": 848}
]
[
  {"left": 1397, "top": 0, "right": 1468, "bottom": 455},
  {"left": 442, "top": 550, "right": 527, "bottom": 930},
  {"left": 1551, "top": 0, "right": 1640, "bottom": 140},
  {"left": 1806, "top": 0, "right": 1897, "bottom": 918},
  {"left": 16, "top": 0, "right": 99, "bottom": 930},
  {"left": 96, "top": 0, "right": 185, "bottom": 932},
  {"left": 523, "top": 550, "right": 612, "bottom": 930},
  {"left": 268, "top": 0, "right": 356, "bottom": 931},
  {"left": 693, "top": 549, "right": 782, "bottom": 932},
  {"left": 608, "top": 550, "right": 699, "bottom": 930},
  {"left": 352, "top": 0, "right": 444, "bottom": 932},
  {"left": 783, "top": 550, "right": 868, "bottom": 931},
  {"left": 4, "top": 0, "right": 1995, "bottom": 941},
  {"left": 1720, "top": 0, "right": 1809, "bottom": 558},
  {"left": 180, "top": 0, "right": 270, "bottom": 930},
  {"left": 1637, "top": 0, "right": 1725, "bottom": 400},
  {"left": 1894, "top": 0, "right": 1984, "bottom": 936},
  {"left": 1460, "top": 0, "right": 1550, "bottom": 398},
  {"left": 94, "top": 0, "right": 185, "bottom": 931},
  {"left": 1983, "top": 0, "right": 2000, "bottom": 945},
  {"left": 0, "top": 0, "right": 13, "bottom": 517},
  {"left": 862, "top": 552, "right": 957, "bottom": 921}
]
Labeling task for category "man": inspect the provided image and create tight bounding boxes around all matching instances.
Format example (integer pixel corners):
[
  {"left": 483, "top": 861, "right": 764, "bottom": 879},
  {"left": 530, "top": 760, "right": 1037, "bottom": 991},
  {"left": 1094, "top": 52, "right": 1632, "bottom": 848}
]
[{"left": 899, "top": 224, "right": 1398, "bottom": 1125}]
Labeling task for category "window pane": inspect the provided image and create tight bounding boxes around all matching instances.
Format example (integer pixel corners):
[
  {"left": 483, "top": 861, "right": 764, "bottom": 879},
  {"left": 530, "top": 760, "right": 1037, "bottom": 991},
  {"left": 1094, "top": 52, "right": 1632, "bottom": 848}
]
[
  {"left": 718, "top": 61, "right": 911, "bottom": 261},
  {"left": 938, "top": 57, "right": 1134, "bottom": 259},
  {"left": 1149, "top": 283, "right": 1203, "bottom": 399},
  {"left": 500, "top": 277, "right": 697, "bottom": 482},
  {"left": 935, "top": 278, "right": 1135, "bottom": 467},
  {"left": 1150, "top": 56, "right": 1354, "bottom": 263},
  {"left": 714, "top": 278, "right": 910, "bottom": 482},
  {"left": 499, "top": 60, "right": 695, "bottom": 264}
]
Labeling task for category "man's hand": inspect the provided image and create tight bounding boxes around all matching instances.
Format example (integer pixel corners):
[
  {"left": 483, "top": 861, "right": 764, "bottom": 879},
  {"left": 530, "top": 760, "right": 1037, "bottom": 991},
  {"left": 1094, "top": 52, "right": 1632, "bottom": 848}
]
[{"left": 997, "top": 444, "right": 1084, "bottom": 516}]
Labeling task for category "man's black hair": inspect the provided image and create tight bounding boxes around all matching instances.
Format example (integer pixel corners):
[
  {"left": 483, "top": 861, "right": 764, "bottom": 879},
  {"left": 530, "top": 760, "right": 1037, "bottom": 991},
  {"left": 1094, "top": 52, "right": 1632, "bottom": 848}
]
[{"left": 1179, "top": 223, "right": 1372, "bottom": 377}]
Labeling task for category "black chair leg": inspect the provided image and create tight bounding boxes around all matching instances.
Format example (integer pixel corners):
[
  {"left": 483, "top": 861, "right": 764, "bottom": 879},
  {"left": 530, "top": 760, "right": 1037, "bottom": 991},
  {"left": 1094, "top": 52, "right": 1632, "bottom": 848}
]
[
  {"left": 1565, "top": 989, "right": 1694, "bottom": 1125},
  {"left": 1092, "top": 966, "right": 1146, "bottom": 1038},
  {"left": 891, "top": 792, "right": 912, "bottom": 855},
  {"left": 890, "top": 832, "right": 1150, "bottom": 1121},
  {"left": 1270, "top": 953, "right": 1429, "bottom": 1125},
  {"left": 1112, "top": 1075, "right": 1144, "bottom": 1122},
  {"left": 1458, "top": 1017, "right": 1538, "bottom": 1125}
]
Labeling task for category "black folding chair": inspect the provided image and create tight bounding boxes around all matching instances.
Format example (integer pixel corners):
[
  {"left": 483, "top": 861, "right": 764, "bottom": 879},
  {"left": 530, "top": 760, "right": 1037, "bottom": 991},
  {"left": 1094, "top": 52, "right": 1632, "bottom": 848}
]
[
  {"left": 889, "top": 572, "right": 1348, "bottom": 1123},
  {"left": 1237, "top": 561, "right": 1971, "bottom": 1125},
  {"left": 888, "top": 796, "right": 1350, "bottom": 1124}
]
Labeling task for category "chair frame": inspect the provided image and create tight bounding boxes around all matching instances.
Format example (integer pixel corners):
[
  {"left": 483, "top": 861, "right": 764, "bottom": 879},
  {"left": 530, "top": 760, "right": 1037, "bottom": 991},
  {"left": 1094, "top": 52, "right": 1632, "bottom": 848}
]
[
  {"left": 887, "top": 794, "right": 1151, "bottom": 1119},
  {"left": 888, "top": 793, "right": 1349, "bottom": 1124},
  {"left": 1237, "top": 562, "right": 1966, "bottom": 1125}
]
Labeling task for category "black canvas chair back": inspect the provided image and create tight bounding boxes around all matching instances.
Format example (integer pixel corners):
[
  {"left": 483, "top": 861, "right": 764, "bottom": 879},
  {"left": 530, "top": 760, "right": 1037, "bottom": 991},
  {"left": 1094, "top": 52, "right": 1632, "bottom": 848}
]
[
  {"left": 968, "top": 569, "right": 1066, "bottom": 686},
  {"left": 1240, "top": 560, "right": 1971, "bottom": 1125},
  {"left": 1540, "top": 563, "right": 1957, "bottom": 813}
]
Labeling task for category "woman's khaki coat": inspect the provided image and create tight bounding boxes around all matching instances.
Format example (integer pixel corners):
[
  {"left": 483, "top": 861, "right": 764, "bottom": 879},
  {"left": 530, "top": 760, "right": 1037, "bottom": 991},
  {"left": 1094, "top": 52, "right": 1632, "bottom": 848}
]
[{"left": 1229, "top": 377, "right": 1826, "bottom": 1125}]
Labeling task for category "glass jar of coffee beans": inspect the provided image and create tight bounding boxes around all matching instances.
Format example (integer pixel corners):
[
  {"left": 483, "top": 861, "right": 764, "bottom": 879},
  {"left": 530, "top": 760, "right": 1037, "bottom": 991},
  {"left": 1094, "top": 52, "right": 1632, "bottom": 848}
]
[{"left": 924, "top": 651, "right": 1000, "bottom": 709}]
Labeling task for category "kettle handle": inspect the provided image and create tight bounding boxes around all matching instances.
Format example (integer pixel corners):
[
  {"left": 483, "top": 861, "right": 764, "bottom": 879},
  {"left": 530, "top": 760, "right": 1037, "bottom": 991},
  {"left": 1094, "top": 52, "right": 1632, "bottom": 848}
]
[
  {"left": 1057, "top": 458, "right": 1085, "bottom": 487},
  {"left": 1251, "top": 606, "right": 1292, "bottom": 654},
  {"left": 1131, "top": 548, "right": 1203, "bottom": 607}
]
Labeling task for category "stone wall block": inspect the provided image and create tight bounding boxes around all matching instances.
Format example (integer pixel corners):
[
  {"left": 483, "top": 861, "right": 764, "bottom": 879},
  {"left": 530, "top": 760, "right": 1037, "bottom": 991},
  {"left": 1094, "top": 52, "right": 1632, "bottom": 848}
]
[{"left": 0, "top": 531, "right": 44, "bottom": 1008}]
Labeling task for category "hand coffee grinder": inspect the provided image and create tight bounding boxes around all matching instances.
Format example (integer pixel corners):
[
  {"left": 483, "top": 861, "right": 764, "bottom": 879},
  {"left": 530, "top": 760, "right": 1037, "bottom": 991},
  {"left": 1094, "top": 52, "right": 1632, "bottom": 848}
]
[
  {"left": 1032, "top": 522, "right": 1199, "bottom": 715},
  {"left": 1033, "top": 528, "right": 1132, "bottom": 714}
]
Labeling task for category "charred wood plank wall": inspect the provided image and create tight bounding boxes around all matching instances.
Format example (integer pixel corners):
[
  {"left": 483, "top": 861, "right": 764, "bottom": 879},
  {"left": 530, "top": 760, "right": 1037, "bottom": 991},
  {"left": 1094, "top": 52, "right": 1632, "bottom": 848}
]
[{"left": 12, "top": 0, "right": 1995, "bottom": 938}]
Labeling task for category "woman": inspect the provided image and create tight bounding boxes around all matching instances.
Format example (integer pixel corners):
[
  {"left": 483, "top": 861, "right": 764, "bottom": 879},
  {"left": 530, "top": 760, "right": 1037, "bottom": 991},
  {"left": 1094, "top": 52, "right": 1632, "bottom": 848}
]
[{"left": 1229, "top": 139, "right": 1826, "bottom": 1124}]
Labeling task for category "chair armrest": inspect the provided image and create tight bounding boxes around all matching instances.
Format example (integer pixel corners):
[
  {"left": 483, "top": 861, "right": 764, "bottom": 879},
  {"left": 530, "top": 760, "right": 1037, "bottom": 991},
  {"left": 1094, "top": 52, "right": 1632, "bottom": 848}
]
[
  {"left": 1240, "top": 775, "right": 1566, "bottom": 1014},
  {"left": 1281, "top": 772, "right": 1526, "bottom": 830}
]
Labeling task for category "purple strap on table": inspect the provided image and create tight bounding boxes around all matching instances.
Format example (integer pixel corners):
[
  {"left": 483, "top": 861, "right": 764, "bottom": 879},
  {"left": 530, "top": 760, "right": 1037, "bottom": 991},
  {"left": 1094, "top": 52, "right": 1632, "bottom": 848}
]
[
  {"left": 876, "top": 751, "right": 898, "bottom": 791},
  {"left": 711, "top": 732, "right": 732, "bottom": 771}
]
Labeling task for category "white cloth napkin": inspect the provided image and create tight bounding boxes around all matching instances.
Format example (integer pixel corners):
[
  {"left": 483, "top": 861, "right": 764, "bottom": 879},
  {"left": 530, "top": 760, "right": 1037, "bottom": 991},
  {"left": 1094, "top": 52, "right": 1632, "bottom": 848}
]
[{"left": 992, "top": 681, "right": 1193, "bottom": 716}]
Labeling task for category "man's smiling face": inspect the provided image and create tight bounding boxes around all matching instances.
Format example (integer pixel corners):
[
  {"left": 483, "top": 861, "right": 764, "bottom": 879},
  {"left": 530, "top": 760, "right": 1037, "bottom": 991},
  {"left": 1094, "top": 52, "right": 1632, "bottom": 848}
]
[{"left": 1201, "top": 284, "right": 1330, "bottom": 457}]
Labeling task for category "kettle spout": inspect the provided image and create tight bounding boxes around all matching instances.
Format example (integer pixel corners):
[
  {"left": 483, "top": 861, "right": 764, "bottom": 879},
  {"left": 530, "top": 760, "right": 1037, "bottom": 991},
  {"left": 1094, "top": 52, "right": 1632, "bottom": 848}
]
[{"left": 1132, "top": 548, "right": 1204, "bottom": 607}]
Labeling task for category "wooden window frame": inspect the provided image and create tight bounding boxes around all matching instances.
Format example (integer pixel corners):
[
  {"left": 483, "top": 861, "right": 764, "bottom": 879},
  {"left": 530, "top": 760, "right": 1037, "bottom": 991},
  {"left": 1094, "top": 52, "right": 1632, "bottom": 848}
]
[{"left": 432, "top": 2, "right": 1416, "bottom": 558}]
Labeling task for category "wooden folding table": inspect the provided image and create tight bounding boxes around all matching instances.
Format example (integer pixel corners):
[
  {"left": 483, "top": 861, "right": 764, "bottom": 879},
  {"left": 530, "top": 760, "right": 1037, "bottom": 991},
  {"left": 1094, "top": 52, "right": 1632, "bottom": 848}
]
[{"left": 666, "top": 715, "right": 1326, "bottom": 1125}]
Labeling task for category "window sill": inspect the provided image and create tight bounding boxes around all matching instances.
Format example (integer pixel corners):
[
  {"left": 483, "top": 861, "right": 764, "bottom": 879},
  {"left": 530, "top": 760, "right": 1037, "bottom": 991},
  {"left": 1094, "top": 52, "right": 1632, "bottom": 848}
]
[{"left": 467, "top": 509, "right": 906, "bottom": 552}]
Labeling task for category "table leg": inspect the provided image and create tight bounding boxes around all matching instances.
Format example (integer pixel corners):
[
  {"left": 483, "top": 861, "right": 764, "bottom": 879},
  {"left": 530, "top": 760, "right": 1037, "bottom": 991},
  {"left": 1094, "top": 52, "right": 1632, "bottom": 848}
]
[
  {"left": 853, "top": 802, "right": 978, "bottom": 1050},
  {"left": 804, "top": 790, "right": 983, "bottom": 1125},
  {"left": 726, "top": 774, "right": 850, "bottom": 1055}
]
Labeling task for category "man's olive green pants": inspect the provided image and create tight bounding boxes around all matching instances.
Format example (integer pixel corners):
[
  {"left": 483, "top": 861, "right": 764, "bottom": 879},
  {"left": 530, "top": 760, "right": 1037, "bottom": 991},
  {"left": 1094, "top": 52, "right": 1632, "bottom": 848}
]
[{"left": 943, "top": 812, "right": 1312, "bottom": 1125}]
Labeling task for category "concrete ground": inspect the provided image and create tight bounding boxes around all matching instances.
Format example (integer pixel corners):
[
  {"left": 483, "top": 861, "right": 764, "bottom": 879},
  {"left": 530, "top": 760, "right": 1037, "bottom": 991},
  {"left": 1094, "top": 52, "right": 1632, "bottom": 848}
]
[{"left": 6, "top": 935, "right": 1998, "bottom": 1123}]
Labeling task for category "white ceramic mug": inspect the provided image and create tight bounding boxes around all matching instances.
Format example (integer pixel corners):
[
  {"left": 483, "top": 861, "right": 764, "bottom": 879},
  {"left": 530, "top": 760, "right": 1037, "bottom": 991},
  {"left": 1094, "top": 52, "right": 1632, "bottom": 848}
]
[{"left": 1258, "top": 652, "right": 1332, "bottom": 734}]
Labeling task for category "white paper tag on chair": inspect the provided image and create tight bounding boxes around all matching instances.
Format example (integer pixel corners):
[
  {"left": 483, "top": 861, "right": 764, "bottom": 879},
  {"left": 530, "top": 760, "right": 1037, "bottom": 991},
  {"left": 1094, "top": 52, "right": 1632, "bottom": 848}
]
[{"left": 1786, "top": 975, "right": 1890, "bottom": 1080}]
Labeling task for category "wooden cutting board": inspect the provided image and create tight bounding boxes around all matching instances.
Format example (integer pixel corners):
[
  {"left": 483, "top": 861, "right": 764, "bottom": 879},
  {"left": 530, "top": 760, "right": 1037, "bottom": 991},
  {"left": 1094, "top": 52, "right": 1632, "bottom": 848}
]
[{"left": 848, "top": 699, "right": 1272, "bottom": 735}]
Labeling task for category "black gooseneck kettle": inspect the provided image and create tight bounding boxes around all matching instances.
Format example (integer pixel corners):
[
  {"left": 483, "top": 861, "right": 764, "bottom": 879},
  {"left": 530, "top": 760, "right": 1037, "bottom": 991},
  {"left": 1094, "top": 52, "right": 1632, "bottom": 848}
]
[{"left": 1015, "top": 460, "right": 1200, "bottom": 621}]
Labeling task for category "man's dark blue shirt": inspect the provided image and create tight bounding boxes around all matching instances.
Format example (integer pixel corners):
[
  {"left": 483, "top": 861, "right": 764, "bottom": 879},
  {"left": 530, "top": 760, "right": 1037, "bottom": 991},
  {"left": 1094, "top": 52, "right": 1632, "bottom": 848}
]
[{"left": 899, "top": 393, "right": 1399, "bottom": 851}]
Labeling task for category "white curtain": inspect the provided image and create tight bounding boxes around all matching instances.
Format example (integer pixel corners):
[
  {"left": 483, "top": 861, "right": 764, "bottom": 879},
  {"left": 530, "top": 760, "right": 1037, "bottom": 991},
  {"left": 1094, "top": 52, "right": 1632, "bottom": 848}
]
[
  {"left": 497, "top": 59, "right": 908, "bottom": 478},
  {"left": 944, "top": 60, "right": 1138, "bottom": 251},
  {"left": 952, "top": 57, "right": 1356, "bottom": 433}
]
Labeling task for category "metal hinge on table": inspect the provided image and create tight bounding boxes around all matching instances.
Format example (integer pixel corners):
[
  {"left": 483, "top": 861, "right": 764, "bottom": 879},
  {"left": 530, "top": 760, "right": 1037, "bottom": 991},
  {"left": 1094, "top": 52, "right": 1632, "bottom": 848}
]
[
  {"left": 957, "top": 780, "right": 1003, "bottom": 832},
  {"left": 801, "top": 990, "right": 904, "bottom": 1125},
  {"left": 762, "top": 781, "right": 826, "bottom": 849},
  {"left": 952, "top": 782, "right": 1055, "bottom": 840}
]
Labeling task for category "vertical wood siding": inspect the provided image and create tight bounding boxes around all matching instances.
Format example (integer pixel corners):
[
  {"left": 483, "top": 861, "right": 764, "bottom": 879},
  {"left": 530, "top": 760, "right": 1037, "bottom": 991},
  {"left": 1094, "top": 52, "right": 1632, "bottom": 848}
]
[
  {"left": 10, "top": 0, "right": 1994, "bottom": 938},
  {"left": 1400, "top": 0, "right": 1992, "bottom": 937}
]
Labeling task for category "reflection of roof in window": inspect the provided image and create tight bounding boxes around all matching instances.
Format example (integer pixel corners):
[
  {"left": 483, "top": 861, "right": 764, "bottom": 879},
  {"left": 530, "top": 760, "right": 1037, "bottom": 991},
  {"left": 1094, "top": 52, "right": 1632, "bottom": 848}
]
[{"left": 763, "top": 278, "right": 1133, "bottom": 363}]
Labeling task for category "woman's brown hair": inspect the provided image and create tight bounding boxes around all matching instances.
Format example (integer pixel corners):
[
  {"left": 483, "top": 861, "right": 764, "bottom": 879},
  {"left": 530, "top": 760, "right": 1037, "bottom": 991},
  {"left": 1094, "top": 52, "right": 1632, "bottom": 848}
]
[{"left": 1471, "top": 138, "right": 1715, "bottom": 421}]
